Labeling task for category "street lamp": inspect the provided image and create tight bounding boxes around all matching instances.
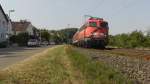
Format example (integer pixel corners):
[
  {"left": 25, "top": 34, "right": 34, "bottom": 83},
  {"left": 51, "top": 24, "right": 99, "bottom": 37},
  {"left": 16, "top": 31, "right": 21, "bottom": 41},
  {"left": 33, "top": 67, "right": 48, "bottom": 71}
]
[
  {"left": 9, "top": 10, "right": 15, "bottom": 18},
  {"left": 7, "top": 10, "right": 15, "bottom": 47},
  {"left": 8, "top": 9, "right": 15, "bottom": 34}
]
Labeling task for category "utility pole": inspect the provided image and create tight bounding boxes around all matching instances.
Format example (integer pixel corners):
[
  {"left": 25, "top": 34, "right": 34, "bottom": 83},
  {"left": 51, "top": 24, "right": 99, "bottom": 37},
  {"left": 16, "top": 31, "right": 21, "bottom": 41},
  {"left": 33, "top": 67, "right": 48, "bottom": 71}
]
[
  {"left": 9, "top": 10, "right": 15, "bottom": 19},
  {"left": 67, "top": 24, "right": 70, "bottom": 28},
  {"left": 7, "top": 10, "right": 15, "bottom": 47}
]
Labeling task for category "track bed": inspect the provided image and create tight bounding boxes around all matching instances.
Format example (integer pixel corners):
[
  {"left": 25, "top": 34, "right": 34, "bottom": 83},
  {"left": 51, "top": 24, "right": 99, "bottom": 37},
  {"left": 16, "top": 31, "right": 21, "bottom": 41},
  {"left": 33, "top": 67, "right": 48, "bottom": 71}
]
[{"left": 74, "top": 47, "right": 150, "bottom": 84}]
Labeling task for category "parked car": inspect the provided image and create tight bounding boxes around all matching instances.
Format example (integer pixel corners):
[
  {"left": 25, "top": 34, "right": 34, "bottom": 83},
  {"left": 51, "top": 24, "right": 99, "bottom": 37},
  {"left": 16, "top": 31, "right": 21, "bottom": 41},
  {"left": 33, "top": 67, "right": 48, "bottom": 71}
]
[
  {"left": 41, "top": 41, "right": 49, "bottom": 46},
  {"left": 27, "top": 39, "right": 39, "bottom": 47},
  {"left": 50, "top": 42, "right": 56, "bottom": 45}
]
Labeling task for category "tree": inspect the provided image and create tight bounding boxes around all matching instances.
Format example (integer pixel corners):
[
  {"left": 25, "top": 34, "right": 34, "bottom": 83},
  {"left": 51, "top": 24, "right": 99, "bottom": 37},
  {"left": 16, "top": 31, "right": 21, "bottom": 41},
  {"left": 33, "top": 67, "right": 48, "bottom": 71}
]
[
  {"left": 9, "top": 35, "right": 17, "bottom": 43},
  {"left": 129, "top": 30, "right": 144, "bottom": 48},
  {"left": 58, "top": 28, "right": 78, "bottom": 43},
  {"left": 40, "top": 30, "right": 50, "bottom": 42},
  {"left": 49, "top": 28, "right": 78, "bottom": 44},
  {"left": 109, "top": 30, "right": 147, "bottom": 48},
  {"left": 16, "top": 32, "right": 30, "bottom": 46}
]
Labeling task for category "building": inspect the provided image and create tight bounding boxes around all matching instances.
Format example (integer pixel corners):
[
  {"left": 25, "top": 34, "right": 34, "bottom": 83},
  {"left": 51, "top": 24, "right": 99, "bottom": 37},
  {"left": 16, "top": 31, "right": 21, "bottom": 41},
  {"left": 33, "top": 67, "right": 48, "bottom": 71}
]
[
  {"left": 12, "top": 20, "right": 40, "bottom": 40},
  {"left": 7, "top": 16, "right": 13, "bottom": 36},
  {"left": 12, "top": 20, "right": 35, "bottom": 36},
  {"left": 0, "top": 4, "right": 10, "bottom": 44}
]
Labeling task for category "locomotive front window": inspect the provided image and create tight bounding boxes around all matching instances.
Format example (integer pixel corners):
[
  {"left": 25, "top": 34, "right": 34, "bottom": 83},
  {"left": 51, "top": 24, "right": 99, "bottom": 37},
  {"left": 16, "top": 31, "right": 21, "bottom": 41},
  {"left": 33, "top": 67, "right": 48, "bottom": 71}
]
[
  {"left": 100, "top": 22, "right": 108, "bottom": 28},
  {"left": 89, "top": 22, "right": 97, "bottom": 27}
]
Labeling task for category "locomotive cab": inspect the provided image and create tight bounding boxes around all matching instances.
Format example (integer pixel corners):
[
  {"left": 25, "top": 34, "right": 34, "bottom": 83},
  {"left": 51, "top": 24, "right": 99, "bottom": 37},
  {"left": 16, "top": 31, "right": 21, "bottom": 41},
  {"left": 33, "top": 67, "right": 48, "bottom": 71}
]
[
  {"left": 85, "top": 20, "right": 109, "bottom": 48},
  {"left": 88, "top": 21, "right": 97, "bottom": 27},
  {"left": 100, "top": 22, "right": 109, "bottom": 28},
  {"left": 72, "top": 17, "right": 109, "bottom": 48},
  {"left": 86, "top": 19, "right": 109, "bottom": 39}
]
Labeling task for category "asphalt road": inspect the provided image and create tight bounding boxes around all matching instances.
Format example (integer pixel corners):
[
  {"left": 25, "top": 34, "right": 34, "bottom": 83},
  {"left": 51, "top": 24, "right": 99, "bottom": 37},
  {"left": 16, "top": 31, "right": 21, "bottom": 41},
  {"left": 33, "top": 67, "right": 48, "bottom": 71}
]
[{"left": 0, "top": 46, "right": 53, "bottom": 69}]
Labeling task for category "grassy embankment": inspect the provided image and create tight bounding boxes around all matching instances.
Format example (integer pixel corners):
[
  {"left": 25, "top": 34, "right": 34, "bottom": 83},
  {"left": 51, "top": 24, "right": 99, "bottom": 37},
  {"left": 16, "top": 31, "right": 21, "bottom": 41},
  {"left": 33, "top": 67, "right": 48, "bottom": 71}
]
[{"left": 0, "top": 45, "right": 131, "bottom": 84}]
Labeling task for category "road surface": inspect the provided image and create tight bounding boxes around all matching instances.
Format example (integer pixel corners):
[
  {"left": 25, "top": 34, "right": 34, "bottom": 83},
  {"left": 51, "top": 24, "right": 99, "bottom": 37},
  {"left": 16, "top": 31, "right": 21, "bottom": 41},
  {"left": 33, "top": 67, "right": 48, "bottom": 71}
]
[{"left": 0, "top": 46, "right": 53, "bottom": 69}]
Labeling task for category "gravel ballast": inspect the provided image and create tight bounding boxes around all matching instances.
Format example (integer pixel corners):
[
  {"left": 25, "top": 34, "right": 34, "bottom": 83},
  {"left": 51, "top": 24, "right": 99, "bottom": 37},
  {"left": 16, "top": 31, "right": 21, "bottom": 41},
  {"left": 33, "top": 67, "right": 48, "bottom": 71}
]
[{"left": 75, "top": 48, "right": 150, "bottom": 84}]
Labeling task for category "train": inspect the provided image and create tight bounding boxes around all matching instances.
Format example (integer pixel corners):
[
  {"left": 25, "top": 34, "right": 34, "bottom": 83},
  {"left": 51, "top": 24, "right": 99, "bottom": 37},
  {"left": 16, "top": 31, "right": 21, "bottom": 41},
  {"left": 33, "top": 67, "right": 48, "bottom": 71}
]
[{"left": 72, "top": 17, "right": 109, "bottom": 48}]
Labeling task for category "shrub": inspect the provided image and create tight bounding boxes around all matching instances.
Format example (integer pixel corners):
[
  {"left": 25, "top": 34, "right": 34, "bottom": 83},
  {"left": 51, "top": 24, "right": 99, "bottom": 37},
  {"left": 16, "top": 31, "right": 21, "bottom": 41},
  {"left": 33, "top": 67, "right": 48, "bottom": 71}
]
[
  {"left": 16, "top": 32, "right": 30, "bottom": 46},
  {"left": 0, "top": 41, "right": 8, "bottom": 48}
]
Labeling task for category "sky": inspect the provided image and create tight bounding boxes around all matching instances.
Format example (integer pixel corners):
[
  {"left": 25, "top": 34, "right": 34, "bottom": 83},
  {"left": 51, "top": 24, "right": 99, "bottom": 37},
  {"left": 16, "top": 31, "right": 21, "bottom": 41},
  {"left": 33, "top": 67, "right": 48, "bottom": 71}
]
[{"left": 0, "top": 0, "right": 150, "bottom": 35}]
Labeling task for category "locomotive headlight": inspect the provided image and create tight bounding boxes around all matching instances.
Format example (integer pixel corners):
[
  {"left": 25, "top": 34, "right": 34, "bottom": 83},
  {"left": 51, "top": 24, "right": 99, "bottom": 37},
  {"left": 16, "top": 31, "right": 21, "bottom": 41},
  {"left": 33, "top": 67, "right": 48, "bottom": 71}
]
[
  {"left": 92, "top": 32, "right": 106, "bottom": 37},
  {"left": 99, "top": 33, "right": 104, "bottom": 36},
  {"left": 93, "top": 32, "right": 99, "bottom": 36},
  {"left": 93, "top": 32, "right": 104, "bottom": 36}
]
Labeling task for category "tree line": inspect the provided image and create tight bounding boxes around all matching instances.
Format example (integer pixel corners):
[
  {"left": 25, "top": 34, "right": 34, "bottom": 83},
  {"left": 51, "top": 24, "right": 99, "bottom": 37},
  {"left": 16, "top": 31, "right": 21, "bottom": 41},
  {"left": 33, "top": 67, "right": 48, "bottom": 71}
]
[
  {"left": 109, "top": 30, "right": 150, "bottom": 48},
  {"left": 49, "top": 28, "right": 78, "bottom": 44},
  {"left": 8, "top": 27, "right": 150, "bottom": 48},
  {"left": 9, "top": 28, "right": 78, "bottom": 46}
]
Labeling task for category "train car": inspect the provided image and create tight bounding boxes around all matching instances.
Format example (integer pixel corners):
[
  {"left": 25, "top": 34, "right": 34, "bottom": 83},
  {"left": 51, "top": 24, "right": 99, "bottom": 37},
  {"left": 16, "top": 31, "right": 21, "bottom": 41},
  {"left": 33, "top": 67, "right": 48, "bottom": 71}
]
[{"left": 72, "top": 17, "right": 109, "bottom": 48}]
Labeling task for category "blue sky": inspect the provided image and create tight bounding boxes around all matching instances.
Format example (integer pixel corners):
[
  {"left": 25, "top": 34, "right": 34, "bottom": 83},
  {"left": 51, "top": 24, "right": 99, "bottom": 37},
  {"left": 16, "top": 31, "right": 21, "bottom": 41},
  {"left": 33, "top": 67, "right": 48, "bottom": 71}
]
[{"left": 0, "top": 0, "right": 149, "bottom": 34}]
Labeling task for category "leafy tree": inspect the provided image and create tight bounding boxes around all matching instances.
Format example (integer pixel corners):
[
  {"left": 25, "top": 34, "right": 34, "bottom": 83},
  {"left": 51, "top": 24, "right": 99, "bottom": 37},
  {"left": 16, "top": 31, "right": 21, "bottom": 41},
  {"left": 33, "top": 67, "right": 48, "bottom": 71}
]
[
  {"left": 49, "top": 28, "right": 78, "bottom": 44},
  {"left": 40, "top": 30, "right": 50, "bottom": 42},
  {"left": 109, "top": 30, "right": 148, "bottom": 48},
  {"left": 58, "top": 28, "right": 78, "bottom": 43},
  {"left": 9, "top": 35, "right": 17, "bottom": 43},
  {"left": 142, "top": 33, "right": 150, "bottom": 47},
  {"left": 128, "top": 30, "right": 144, "bottom": 48},
  {"left": 16, "top": 32, "right": 30, "bottom": 46}
]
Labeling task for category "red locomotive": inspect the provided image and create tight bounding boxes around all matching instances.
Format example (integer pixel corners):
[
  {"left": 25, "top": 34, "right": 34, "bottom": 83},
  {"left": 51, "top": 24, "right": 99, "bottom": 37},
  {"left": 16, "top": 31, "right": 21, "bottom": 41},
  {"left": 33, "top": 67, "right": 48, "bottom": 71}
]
[{"left": 72, "top": 17, "right": 109, "bottom": 48}]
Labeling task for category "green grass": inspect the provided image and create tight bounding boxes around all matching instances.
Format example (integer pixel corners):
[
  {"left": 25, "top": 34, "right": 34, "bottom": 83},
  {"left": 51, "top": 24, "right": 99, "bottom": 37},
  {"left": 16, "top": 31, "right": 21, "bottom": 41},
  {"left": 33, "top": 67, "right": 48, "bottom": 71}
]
[
  {"left": 0, "top": 45, "right": 131, "bottom": 84},
  {"left": 0, "top": 46, "right": 73, "bottom": 84},
  {"left": 66, "top": 46, "right": 131, "bottom": 84}
]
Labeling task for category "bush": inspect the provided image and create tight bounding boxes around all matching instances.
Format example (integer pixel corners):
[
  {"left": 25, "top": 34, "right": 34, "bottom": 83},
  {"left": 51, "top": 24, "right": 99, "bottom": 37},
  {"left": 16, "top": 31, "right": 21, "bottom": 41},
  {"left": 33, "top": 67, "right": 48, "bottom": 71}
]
[
  {"left": 9, "top": 35, "right": 17, "bottom": 43},
  {"left": 109, "top": 30, "right": 150, "bottom": 48},
  {"left": 0, "top": 41, "right": 7, "bottom": 48},
  {"left": 16, "top": 33, "right": 30, "bottom": 46}
]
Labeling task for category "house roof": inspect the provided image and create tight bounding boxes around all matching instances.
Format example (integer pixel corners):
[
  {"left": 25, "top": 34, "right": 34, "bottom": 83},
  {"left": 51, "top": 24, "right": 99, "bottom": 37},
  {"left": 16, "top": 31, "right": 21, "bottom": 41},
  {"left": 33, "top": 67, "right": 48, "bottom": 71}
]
[
  {"left": 12, "top": 21, "right": 31, "bottom": 31},
  {"left": 0, "top": 4, "right": 9, "bottom": 22}
]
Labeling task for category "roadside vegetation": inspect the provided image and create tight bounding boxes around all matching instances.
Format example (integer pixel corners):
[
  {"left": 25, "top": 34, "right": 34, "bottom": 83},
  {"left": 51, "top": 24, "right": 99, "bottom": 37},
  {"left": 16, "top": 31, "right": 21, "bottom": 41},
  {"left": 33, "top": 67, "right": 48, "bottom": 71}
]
[
  {"left": 9, "top": 28, "right": 78, "bottom": 47},
  {"left": 49, "top": 28, "right": 78, "bottom": 44},
  {"left": 0, "top": 45, "right": 130, "bottom": 84},
  {"left": 109, "top": 30, "right": 150, "bottom": 48},
  {"left": 66, "top": 46, "right": 131, "bottom": 84}
]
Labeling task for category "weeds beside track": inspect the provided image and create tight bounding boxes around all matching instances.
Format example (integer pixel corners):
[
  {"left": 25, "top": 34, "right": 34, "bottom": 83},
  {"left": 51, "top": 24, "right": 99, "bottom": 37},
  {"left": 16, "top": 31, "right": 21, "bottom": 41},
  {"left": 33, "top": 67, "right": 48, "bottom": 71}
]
[{"left": 76, "top": 47, "right": 150, "bottom": 84}]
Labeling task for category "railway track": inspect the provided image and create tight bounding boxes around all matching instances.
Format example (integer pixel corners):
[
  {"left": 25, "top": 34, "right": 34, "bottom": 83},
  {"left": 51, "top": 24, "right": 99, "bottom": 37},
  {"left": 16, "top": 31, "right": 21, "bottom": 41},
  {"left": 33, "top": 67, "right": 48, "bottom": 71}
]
[
  {"left": 74, "top": 47, "right": 150, "bottom": 84},
  {"left": 90, "top": 47, "right": 150, "bottom": 61}
]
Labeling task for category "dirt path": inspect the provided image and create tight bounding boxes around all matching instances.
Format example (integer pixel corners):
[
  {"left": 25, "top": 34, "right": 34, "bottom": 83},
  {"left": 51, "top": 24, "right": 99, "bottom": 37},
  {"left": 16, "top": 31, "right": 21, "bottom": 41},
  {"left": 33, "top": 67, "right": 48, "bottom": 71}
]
[{"left": 0, "top": 46, "right": 54, "bottom": 69}]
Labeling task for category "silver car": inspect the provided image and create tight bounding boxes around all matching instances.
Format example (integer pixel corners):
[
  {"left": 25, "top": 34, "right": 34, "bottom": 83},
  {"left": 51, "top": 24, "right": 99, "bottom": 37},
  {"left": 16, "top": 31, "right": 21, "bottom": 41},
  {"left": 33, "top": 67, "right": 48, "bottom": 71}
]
[{"left": 27, "top": 39, "right": 39, "bottom": 47}]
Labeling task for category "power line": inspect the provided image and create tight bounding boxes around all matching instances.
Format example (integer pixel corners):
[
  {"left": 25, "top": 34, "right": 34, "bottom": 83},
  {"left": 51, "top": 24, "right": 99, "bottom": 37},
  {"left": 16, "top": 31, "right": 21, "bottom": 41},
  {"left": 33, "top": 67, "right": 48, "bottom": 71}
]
[
  {"left": 86, "top": 0, "right": 138, "bottom": 18},
  {"left": 86, "top": 0, "right": 105, "bottom": 14},
  {"left": 110, "top": 0, "right": 141, "bottom": 19},
  {"left": 84, "top": 0, "right": 142, "bottom": 20}
]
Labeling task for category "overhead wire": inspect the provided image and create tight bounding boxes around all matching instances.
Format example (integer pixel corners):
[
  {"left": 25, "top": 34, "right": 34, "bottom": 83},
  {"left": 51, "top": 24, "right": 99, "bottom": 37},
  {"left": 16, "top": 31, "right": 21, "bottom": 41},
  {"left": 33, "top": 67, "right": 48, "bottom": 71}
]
[
  {"left": 84, "top": 0, "right": 147, "bottom": 34},
  {"left": 109, "top": 0, "right": 141, "bottom": 19},
  {"left": 86, "top": 0, "right": 105, "bottom": 13},
  {"left": 85, "top": 0, "right": 141, "bottom": 19}
]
